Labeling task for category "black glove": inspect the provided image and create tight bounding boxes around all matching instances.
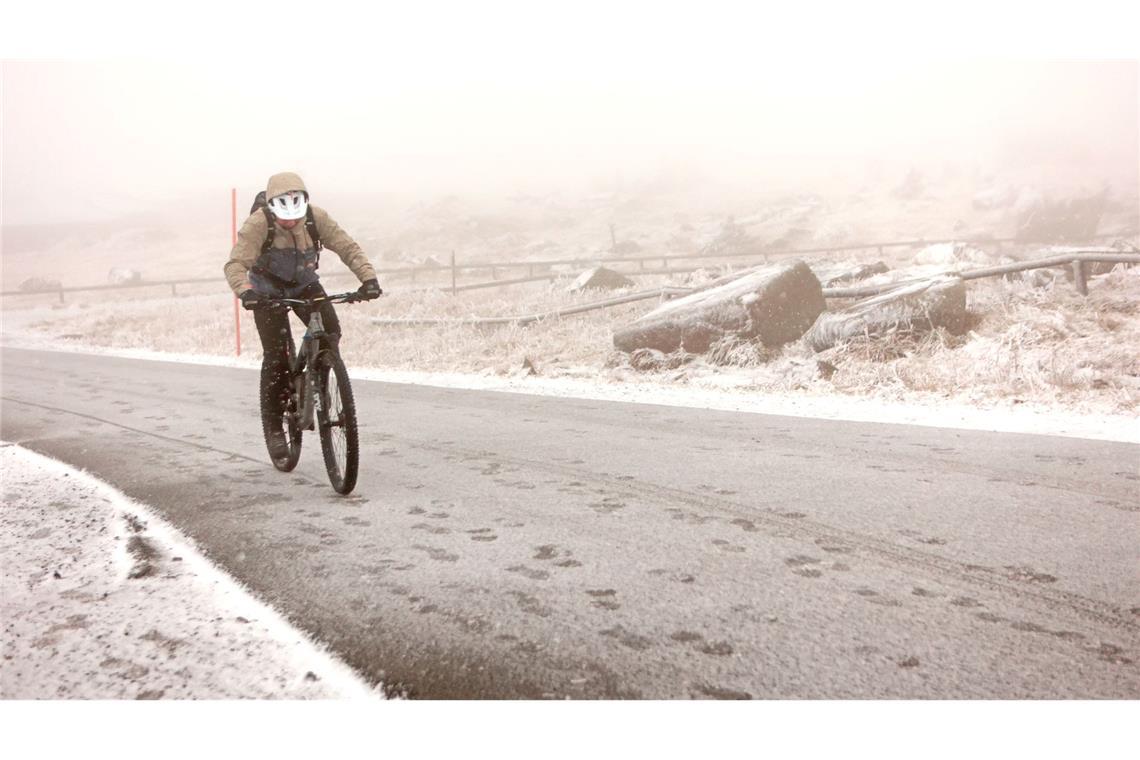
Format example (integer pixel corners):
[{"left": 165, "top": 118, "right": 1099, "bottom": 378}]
[
  {"left": 358, "top": 279, "right": 382, "bottom": 300},
  {"left": 240, "top": 290, "right": 263, "bottom": 311}
]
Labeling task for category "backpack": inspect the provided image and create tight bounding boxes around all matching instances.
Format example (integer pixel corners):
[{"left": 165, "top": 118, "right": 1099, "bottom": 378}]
[{"left": 250, "top": 191, "right": 323, "bottom": 257}]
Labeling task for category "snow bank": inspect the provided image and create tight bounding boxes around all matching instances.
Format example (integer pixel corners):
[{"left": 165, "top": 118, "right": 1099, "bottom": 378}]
[
  {"left": 0, "top": 443, "right": 383, "bottom": 700},
  {"left": 350, "top": 367, "right": 1139, "bottom": 444}
]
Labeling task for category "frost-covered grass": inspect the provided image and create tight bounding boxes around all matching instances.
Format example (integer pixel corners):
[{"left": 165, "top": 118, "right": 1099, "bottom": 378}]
[
  {"left": 818, "top": 268, "right": 1140, "bottom": 409},
  {"left": 5, "top": 257, "right": 1140, "bottom": 417}
]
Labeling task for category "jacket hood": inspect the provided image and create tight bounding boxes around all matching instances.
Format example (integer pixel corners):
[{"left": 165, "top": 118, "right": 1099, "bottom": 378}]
[{"left": 266, "top": 172, "right": 308, "bottom": 200}]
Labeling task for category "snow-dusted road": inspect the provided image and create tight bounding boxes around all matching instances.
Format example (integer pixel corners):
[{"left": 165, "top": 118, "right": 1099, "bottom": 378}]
[{"left": 2, "top": 346, "right": 1138, "bottom": 698}]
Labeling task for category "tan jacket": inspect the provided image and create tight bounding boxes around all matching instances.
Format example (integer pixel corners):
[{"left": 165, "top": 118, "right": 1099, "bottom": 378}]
[{"left": 224, "top": 173, "right": 377, "bottom": 295}]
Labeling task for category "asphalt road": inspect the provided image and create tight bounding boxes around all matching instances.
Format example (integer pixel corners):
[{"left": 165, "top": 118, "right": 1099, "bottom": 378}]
[{"left": 2, "top": 346, "right": 1138, "bottom": 698}]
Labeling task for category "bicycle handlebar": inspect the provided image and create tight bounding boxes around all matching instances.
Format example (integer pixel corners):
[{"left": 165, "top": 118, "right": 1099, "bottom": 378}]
[{"left": 262, "top": 291, "right": 379, "bottom": 307}]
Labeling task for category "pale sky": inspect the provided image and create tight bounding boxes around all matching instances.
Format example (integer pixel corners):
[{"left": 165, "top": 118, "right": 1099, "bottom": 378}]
[{"left": 3, "top": 15, "right": 1137, "bottom": 225}]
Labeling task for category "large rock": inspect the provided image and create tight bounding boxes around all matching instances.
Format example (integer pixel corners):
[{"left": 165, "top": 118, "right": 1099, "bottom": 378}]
[
  {"left": 107, "top": 267, "right": 142, "bottom": 285},
  {"left": 628, "top": 348, "right": 697, "bottom": 371},
  {"left": 568, "top": 266, "right": 635, "bottom": 293},
  {"left": 805, "top": 276, "right": 969, "bottom": 352},
  {"left": 1015, "top": 192, "right": 1106, "bottom": 242},
  {"left": 972, "top": 185, "right": 1016, "bottom": 210},
  {"left": 613, "top": 260, "right": 825, "bottom": 354},
  {"left": 611, "top": 240, "right": 642, "bottom": 255},
  {"left": 19, "top": 276, "right": 62, "bottom": 292},
  {"left": 768, "top": 226, "right": 813, "bottom": 251},
  {"left": 892, "top": 168, "right": 925, "bottom": 200},
  {"left": 699, "top": 216, "right": 763, "bottom": 257},
  {"left": 913, "top": 242, "right": 993, "bottom": 267},
  {"left": 809, "top": 261, "right": 889, "bottom": 287}
]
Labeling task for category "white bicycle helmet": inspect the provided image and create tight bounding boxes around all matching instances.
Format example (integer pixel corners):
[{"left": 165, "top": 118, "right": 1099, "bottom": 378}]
[{"left": 267, "top": 189, "right": 309, "bottom": 220}]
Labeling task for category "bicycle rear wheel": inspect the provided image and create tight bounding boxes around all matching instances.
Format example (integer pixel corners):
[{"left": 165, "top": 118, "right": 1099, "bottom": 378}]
[
  {"left": 316, "top": 349, "right": 359, "bottom": 494},
  {"left": 261, "top": 340, "right": 302, "bottom": 472},
  {"left": 266, "top": 391, "right": 303, "bottom": 472}
]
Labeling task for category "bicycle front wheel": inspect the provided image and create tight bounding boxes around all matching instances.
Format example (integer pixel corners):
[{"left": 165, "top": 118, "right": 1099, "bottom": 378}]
[{"left": 316, "top": 350, "right": 359, "bottom": 494}]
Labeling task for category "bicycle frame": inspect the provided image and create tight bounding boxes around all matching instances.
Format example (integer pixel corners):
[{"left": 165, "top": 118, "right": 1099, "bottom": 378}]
[
  {"left": 291, "top": 311, "right": 326, "bottom": 431},
  {"left": 265, "top": 292, "right": 360, "bottom": 431}
]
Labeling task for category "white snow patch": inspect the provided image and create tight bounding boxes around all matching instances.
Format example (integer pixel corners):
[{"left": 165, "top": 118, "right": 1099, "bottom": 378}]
[
  {"left": 0, "top": 443, "right": 384, "bottom": 700},
  {"left": 351, "top": 368, "right": 1139, "bottom": 444}
]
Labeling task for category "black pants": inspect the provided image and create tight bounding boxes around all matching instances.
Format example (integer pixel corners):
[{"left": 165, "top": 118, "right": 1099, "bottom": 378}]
[{"left": 253, "top": 284, "right": 341, "bottom": 418}]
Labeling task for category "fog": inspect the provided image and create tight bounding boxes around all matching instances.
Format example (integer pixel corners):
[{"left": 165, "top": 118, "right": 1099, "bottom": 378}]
[{"left": 3, "top": 58, "right": 1136, "bottom": 227}]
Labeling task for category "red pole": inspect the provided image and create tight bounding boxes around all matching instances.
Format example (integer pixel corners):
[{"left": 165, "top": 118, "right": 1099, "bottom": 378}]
[{"left": 232, "top": 188, "right": 241, "bottom": 356}]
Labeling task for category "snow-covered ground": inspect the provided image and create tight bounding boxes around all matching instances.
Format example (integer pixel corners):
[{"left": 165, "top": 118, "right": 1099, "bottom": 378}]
[{"left": 0, "top": 443, "right": 383, "bottom": 700}]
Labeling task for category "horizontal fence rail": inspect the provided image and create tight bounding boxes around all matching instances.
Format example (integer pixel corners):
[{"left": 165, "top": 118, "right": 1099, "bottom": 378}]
[
  {"left": 370, "top": 287, "right": 693, "bottom": 327},
  {"left": 3, "top": 231, "right": 1135, "bottom": 302},
  {"left": 822, "top": 251, "right": 1140, "bottom": 298}
]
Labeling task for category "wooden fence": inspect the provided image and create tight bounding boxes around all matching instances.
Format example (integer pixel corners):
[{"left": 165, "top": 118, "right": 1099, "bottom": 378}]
[
  {"left": 3, "top": 231, "right": 1135, "bottom": 303},
  {"left": 369, "top": 250, "right": 1140, "bottom": 328}
]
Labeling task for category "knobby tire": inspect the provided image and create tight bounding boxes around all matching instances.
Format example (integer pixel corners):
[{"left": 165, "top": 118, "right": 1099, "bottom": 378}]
[
  {"left": 261, "top": 334, "right": 302, "bottom": 472},
  {"left": 317, "top": 348, "right": 359, "bottom": 494}
]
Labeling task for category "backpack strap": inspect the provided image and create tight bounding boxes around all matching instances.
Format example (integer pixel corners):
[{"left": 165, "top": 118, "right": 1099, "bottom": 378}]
[
  {"left": 305, "top": 206, "right": 322, "bottom": 253},
  {"left": 259, "top": 207, "right": 275, "bottom": 255}
]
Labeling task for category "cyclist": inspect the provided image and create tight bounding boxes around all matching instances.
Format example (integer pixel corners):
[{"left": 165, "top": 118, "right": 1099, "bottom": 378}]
[{"left": 224, "top": 172, "right": 382, "bottom": 459}]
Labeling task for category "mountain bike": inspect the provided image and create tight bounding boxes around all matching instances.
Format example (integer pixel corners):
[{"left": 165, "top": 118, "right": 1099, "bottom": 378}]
[{"left": 260, "top": 291, "right": 368, "bottom": 494}]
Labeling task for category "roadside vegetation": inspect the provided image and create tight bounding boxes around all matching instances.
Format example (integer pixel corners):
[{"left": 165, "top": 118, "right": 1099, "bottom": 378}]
[{"left": 8, "top": 249, "right": 1139, "bottom": 416}]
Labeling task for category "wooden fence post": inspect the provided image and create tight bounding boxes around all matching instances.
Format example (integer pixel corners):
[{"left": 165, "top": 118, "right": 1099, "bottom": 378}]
[
  {"left": 232, "top": 187, "right": 240, "bottom": 357},
  {"left": 451, "top": 250, "right": 457, "bottom": 295},
  {"left": 1072, "top": 260, "right": 1088, "bottom": 295}
]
